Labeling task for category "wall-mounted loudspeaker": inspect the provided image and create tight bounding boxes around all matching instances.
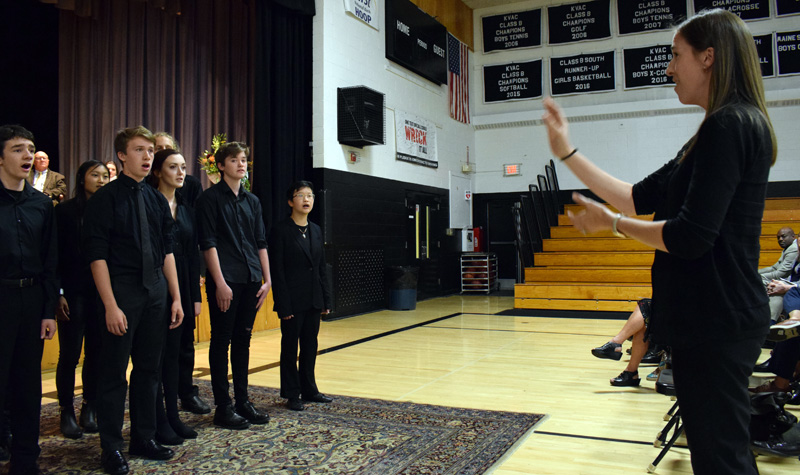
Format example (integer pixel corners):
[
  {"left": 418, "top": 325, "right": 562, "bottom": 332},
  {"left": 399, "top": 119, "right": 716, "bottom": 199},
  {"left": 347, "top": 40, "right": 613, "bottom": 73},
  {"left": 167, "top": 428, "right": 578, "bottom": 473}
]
[{"left": 337, "top": 86, "right": 385, "bottom": 148}]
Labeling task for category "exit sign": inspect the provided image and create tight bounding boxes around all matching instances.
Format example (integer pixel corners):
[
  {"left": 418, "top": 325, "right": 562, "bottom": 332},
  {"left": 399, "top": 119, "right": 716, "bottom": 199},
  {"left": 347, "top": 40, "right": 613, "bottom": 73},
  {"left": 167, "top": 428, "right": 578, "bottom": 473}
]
[{"left": 504, "top": 163, "right": 522, "bottom": 176}]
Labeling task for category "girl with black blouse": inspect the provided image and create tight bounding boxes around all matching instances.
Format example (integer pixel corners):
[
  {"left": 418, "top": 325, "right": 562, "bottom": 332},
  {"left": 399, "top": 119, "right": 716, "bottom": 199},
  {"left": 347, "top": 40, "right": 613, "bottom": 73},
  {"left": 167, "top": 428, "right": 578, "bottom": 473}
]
[
  {"left": 149, "top": 149, "right": 202, "bottom": 442},
  {"left": 55, "top": 160, "right": 109, "bottom": 438},
  {"left": 543, "top": 9, "right": 776, "bottom": 474}
]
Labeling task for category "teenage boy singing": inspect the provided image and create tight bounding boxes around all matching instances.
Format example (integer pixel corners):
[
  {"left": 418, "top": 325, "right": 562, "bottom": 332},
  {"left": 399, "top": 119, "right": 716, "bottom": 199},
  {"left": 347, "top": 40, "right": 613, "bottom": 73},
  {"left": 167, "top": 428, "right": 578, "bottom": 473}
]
[
  {"left": 196, "top": 141, "right": 271, "bottom": 430},
  {"left": 83, "top": 126, "right": 183, "bottom": 475},
  {"left": 0, "top": 125, "right": 58, "bottom": 475}
]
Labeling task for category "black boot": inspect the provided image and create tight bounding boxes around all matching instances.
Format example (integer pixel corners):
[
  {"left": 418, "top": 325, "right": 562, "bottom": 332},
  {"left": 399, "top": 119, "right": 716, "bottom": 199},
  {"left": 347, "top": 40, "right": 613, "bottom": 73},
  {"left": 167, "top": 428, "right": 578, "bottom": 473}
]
[
  {"left": 168, "top": 412, "right": 198, "bottom": 439},
  {"left": 60, "top": 405, "right": 83, "bottom": 439},
  {"left": 79, "top": 401, "right": 98, "bottom": 433},
  {"left": 155, "top": 394, "right": 183, "bottom": 446}
]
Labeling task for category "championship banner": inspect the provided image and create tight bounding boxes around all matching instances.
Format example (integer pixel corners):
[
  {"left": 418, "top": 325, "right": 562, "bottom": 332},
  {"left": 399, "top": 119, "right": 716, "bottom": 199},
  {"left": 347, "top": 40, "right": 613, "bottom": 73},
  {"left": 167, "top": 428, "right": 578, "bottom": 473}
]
[
  {"left": 395, "top": 110, "right": 438, "bottom": 168},
  {"left": 777, "top": 0, "right": 800, "bottom": 16},
  {"left": 777, "top": 31, "right": 800, "bottom": 76},
  {"left": 344, "top": 0, "right": 379, "bottom": 30},
  {"left": 692, "top": 0, "right": 768, "bottom": 20},
  {"left": 617, "top": 0, "right": 687, "bottom": 35},
  {"left": 483, "top": 60, "right": 543, "bottom": 103},
  {"left": 550, "top": 51, "right": 615, "bottom": 95},
  {"left": 547, "top": 0, "right": 611, "bottom": 45},
  {"left": 754, "top": 34, "right": 774, "bottom": 77},
  {"left": 623, "top": 45, "right": 673, "bottom": 89},
  {"left": 481, "top": 9, "right": 542, "bottom": 52}
]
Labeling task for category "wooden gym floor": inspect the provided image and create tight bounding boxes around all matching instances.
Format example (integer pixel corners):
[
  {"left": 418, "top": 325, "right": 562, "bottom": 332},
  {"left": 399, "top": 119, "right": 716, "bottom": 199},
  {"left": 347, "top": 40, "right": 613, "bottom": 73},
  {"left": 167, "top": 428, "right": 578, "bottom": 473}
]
[{"left": 42, "top": 295, "right": 800, "bottom": 474}]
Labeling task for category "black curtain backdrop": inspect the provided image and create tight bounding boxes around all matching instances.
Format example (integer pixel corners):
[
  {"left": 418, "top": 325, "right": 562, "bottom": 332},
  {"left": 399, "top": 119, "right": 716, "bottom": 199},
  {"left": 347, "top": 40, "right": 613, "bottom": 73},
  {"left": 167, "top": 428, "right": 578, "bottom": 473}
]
[{"left": 253, "top": 0, "right": 315, "bottom": 231}]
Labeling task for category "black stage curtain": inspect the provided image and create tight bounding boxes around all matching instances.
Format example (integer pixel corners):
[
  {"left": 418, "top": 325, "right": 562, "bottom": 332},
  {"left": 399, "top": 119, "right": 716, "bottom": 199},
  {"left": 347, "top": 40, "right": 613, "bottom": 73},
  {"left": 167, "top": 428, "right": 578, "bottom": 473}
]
[{"left": 253, "top": 0, "right": 315, "bottom": 231}]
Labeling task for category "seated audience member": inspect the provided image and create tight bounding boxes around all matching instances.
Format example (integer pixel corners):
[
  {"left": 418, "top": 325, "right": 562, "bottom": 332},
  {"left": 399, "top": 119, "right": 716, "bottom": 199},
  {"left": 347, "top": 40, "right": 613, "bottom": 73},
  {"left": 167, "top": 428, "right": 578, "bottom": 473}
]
[
  {"left": 148, "top": 149, "right": 202, "bottom": 442},
  {"left": 55, "top": 160, "right": 110, "bottom": 439},
  {"left": 154, "top": 131, "right": 206, "bottom": 413},
  {"left": 0, "top": 124, "right": 58, "bottom": 475},
  {"left": 27, "top": 150, "right": 67, "bottom": 204},
  {"left": 105, "top": 160, "right": 118, "bottom": 181},
  {"left": 762, "top": 228, "right": 799, "bottom": 323},
  {"left": 591, "top": 299, "right": 661, "bottom": 386},
  {"left": 751, "top": 286, "right": 800, "bottom": 393}
]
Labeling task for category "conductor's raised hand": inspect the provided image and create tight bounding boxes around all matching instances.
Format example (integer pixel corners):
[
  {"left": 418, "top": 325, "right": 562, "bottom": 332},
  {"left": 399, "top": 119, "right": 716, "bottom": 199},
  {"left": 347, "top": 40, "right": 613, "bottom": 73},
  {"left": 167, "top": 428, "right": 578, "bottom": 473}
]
[
  {"left": 567, "top": 192, "right": 616, "bottom": 235},
  {"left": 542, "top": 97, "right": 574, "bottom": 159}
]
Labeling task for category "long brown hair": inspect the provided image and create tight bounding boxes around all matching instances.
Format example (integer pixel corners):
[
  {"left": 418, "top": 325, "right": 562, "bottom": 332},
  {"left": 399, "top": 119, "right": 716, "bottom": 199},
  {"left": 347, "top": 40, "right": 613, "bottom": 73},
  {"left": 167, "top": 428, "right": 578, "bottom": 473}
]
[{"left": 677, "top": 9, "right": 777, "bottom": 165}]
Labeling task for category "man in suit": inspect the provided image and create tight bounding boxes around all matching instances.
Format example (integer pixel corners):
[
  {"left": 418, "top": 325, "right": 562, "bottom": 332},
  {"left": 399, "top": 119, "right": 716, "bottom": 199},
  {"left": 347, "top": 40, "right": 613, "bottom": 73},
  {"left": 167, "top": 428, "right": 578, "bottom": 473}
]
[
  {"left": 27, "top": 151, "right": 66, "bottom": 204},
  {"left": 268, "top": 180, "right": 332, "bottom": 412},
  {"left": 761, "top": 228, "right": 799, "bottom": 322}
]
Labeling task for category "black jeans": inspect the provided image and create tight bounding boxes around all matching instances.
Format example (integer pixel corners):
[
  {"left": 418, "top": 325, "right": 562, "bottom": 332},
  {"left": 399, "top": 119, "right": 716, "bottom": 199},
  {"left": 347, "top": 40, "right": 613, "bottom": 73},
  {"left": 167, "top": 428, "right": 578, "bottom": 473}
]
[
  {"left": 96, "top": 273, "right": 167, "bottom": 452},
  {"left": 280, "top": 308, "right": 321, "bottom": 399},
  {"left": 206, "top": 280, "right": 260, "bottom": 407},
  {"left": 56, "top": 289, "right": 101, "bottom": 406},
  {"left": 0, "top": 284, "right": 45, "bottom": 470},
  {"left": 672, "top": 337, "right": 762, "bottom": 475}
]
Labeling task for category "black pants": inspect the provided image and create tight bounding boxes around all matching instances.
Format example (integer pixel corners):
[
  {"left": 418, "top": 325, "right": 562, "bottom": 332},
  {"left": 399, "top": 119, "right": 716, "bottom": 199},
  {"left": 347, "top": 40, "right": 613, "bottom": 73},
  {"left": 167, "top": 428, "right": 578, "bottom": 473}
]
[
  {"left": 0, "top": 285, "right": 45, "bottom": 470},
  {"left": 97, "top": 274, "right": 167, "bottom": 452},
  {"left": 177, "top": 318, "right": 197, "bottom": 400},
  {"left": 672, "top": 337, "right": 762, "bottom": 475},
  {"left": 768, "top": 338, "right": 800, "bottom": 380},
  {"left": 206, "top": 280, "right": 260, "bottom": 407},
  {"left": 56, "top": 289, "right": 101, "bottom": 406},
  {"left": 280, "top": 308, "right": 321, "bottom": 399}
]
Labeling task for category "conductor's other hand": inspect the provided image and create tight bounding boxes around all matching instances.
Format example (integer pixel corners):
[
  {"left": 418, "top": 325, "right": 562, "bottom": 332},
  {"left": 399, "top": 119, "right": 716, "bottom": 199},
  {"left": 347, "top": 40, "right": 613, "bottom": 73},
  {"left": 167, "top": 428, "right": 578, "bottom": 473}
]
[{"left": 567, "top": 192, "right": 616, "bottom": 235}]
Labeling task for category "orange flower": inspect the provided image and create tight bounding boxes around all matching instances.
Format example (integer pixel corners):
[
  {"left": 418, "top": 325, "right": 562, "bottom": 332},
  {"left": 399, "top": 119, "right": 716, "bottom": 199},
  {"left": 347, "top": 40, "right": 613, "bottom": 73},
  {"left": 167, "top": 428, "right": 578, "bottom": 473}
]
[{"left": 209, "top": 156, "right": 215, "bottom": 163}]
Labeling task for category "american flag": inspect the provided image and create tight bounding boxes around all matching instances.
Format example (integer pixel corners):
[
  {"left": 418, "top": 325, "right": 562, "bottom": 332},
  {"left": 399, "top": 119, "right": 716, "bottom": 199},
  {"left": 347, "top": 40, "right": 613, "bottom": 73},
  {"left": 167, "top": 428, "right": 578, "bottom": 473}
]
[{"left": 448, "top": 33, "right": 470, "bottom": 124}]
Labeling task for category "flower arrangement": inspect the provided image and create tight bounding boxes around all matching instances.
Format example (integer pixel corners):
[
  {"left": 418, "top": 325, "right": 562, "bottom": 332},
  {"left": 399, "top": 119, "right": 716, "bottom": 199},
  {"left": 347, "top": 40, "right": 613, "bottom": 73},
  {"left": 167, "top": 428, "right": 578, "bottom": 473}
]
[{"left": 198, "top": 133, "right": 252, "bottom": 191}]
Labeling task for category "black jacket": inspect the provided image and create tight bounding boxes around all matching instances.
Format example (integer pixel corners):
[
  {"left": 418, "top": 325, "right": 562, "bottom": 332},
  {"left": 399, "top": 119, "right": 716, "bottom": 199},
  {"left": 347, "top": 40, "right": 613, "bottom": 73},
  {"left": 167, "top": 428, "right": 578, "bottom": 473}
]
[{"left": 268, "top": 217, "right": 330, "bottom": 318}]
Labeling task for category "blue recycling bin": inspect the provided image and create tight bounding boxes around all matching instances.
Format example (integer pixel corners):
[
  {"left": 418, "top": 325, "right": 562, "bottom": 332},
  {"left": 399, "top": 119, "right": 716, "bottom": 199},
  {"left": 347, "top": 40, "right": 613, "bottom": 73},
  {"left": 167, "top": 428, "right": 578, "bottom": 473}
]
[{"left": 387, "top": 266, "right": 418, "bottom": 310}]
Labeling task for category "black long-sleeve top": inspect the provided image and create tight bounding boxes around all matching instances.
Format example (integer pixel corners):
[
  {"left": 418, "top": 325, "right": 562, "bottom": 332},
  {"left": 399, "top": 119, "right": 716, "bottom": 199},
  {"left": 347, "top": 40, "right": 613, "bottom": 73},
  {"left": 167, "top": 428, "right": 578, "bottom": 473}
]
[
  {"left": 196, "top": 180, "right": 267, "bottom": 284},
  {"left": 633, "top": 102, "right": 773, "bottom": 348},
  {"left": 82, "top": 173, "right": 174, "bottom": 280},
  {"left": 56, "top": 197, "right": 95, "bottom": 296},
  {"left": 0, "top": 181, "right": 58, "bottom": 320},
  {"left": 172, "top": 197, "right": 202, "bottom": 328}
]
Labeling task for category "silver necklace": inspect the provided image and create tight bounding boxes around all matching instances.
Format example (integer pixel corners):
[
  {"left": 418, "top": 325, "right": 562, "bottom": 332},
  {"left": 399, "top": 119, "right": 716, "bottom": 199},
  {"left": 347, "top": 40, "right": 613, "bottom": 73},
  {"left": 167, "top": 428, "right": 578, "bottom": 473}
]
[{"left": 298, "top": 225, "right": 308, "bottom": 238}]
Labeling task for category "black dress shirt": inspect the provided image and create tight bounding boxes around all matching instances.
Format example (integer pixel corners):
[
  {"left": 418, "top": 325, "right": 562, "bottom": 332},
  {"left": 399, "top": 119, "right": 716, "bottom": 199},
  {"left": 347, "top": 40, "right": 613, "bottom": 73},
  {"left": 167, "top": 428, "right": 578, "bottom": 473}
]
[
  {"left": 82, "top": 174, "right": 174, "bottom": 281},
  {"left": 0, "top": 181, "right": 58, "bottom": 320},
  {"left": 196, "top": 180, "right": 267, "bottom": 284}
]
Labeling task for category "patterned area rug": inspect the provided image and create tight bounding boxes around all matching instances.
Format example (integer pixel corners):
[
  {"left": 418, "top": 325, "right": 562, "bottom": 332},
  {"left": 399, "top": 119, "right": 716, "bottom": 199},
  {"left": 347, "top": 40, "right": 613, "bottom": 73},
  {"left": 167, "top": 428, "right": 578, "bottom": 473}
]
[{"left": 36, "top": 381, "right": 545, "bottom": 474}]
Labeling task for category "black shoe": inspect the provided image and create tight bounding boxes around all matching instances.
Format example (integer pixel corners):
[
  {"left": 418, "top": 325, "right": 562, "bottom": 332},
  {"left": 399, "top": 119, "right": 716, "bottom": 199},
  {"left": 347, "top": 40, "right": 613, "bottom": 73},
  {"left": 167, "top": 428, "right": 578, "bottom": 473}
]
[
  {"left": 79, "top": 401, "right": 98, "bottom": 433},
  {"left": 287, "top": 398, "right": 304, "bottom": 411},
  {"left": 181, "top": 390, "right": 211, "bottom": 415},
  {"left": 101, "top": 450, "right": 130, "bottom": 475},
  {"left": 129, "top": 439, "right": 174, "bottom": 460},
  {"left": 155, "top": 422, "right": 184, "bottom": 446},
  {"left": 610, "top": 371, "right": 641, "bottom": 387},
  {"left": 302, "top": 393, "right": 333, "bottom": 403},
  {"left": 60, "top": 406, "right": 83, "bottom": 439},
  {"left": 751, "top": 435, "right": 800, "bottom": 457},
  {"left": 235, "top": 400, "right": 270, "bottom": 424},
  {"left": 754, "top": 358, "right": 772, "bottom": 373},
  {"left": 591, "top": 342, "right": 622, "bottom": 361},
  {"left": 168, "top": 414, "right": 198, "bottom": 439},
  {"left": 213, "top": 404, "right": 250, "bottom": 430},
  {"left": 640, "top": 349, "right": 661, "bottom": 365}
]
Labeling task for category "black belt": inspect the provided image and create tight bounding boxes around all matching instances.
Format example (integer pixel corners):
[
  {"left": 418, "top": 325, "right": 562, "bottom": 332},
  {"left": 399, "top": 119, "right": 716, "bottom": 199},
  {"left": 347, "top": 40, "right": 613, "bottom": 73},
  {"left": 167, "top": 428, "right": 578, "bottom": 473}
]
[{"left": 0, "top": 277, "right": 36, "bottom": 288}]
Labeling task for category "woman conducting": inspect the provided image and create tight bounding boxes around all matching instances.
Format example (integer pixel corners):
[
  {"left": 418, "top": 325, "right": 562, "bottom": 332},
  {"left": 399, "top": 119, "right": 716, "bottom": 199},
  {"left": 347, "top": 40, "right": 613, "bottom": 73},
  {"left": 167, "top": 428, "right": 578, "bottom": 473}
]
[
  {"left": 55, "top": 160, "right": 110, "bottom": 438},
  {"left": 543, "top": 9, "right": 776, "bottom": 474},
  {"left": 269, "top": 181, "right": 332, "bottom": 411}
]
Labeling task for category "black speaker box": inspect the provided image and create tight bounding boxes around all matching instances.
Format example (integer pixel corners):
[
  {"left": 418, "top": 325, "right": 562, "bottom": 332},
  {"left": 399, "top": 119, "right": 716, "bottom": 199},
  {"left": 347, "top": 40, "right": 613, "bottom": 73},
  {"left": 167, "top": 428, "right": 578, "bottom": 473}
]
[{"left": 337, "top": 86, "right": 385, "bottom": 148}]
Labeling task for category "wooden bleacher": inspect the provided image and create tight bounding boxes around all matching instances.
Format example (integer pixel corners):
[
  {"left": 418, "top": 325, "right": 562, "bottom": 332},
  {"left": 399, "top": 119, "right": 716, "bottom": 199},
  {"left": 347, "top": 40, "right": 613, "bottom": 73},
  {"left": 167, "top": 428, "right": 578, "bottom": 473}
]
[{"left": 514, "top": 198, "right": 799, "bottom": 313}]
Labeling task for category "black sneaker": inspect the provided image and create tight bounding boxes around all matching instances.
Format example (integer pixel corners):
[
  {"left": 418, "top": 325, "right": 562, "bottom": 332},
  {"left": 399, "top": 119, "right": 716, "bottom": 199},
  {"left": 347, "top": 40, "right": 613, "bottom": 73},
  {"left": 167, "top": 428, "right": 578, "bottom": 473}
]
[{"left": 235, "top": 400, "right": 270, "bottom": 424}]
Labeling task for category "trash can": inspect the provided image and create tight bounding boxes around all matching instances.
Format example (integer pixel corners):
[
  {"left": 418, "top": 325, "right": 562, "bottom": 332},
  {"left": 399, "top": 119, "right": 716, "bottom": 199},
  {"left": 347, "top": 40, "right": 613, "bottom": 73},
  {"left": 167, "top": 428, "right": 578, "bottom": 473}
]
[{"left": 387, "top": 266, "right": 418, "bottom": 310}]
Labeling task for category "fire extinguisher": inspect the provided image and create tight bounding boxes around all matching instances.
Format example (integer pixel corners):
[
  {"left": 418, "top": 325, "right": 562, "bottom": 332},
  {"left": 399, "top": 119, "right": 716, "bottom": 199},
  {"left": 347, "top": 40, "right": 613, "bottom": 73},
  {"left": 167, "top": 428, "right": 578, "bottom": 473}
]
[{"left": 473, "top": 227, "right": 483, "bottom": 252}]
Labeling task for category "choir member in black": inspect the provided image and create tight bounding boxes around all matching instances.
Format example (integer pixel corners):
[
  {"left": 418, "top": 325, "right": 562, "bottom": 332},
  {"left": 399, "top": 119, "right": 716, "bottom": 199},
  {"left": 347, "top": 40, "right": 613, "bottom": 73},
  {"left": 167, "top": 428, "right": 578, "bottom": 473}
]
[
  {"left": 83, "top": 126, "right": 184, "bottom": 475},
  {"left": 269, "top": 181, "right": 332, "bottom": 411},
  {"left": 0, "top": 125, "right": 58, "bottom": 475},
  {"left": 55, "top": 160, "right": 110, "bottom": 439},
  {"left": 153, "top": 131, "right": 208, "bottom": 414},
  {"left": 148, "top": 149, "right": 201, "bottom": 442},
  {"left": 196, "top": 141, "right": 271, "bottom": 429}
]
